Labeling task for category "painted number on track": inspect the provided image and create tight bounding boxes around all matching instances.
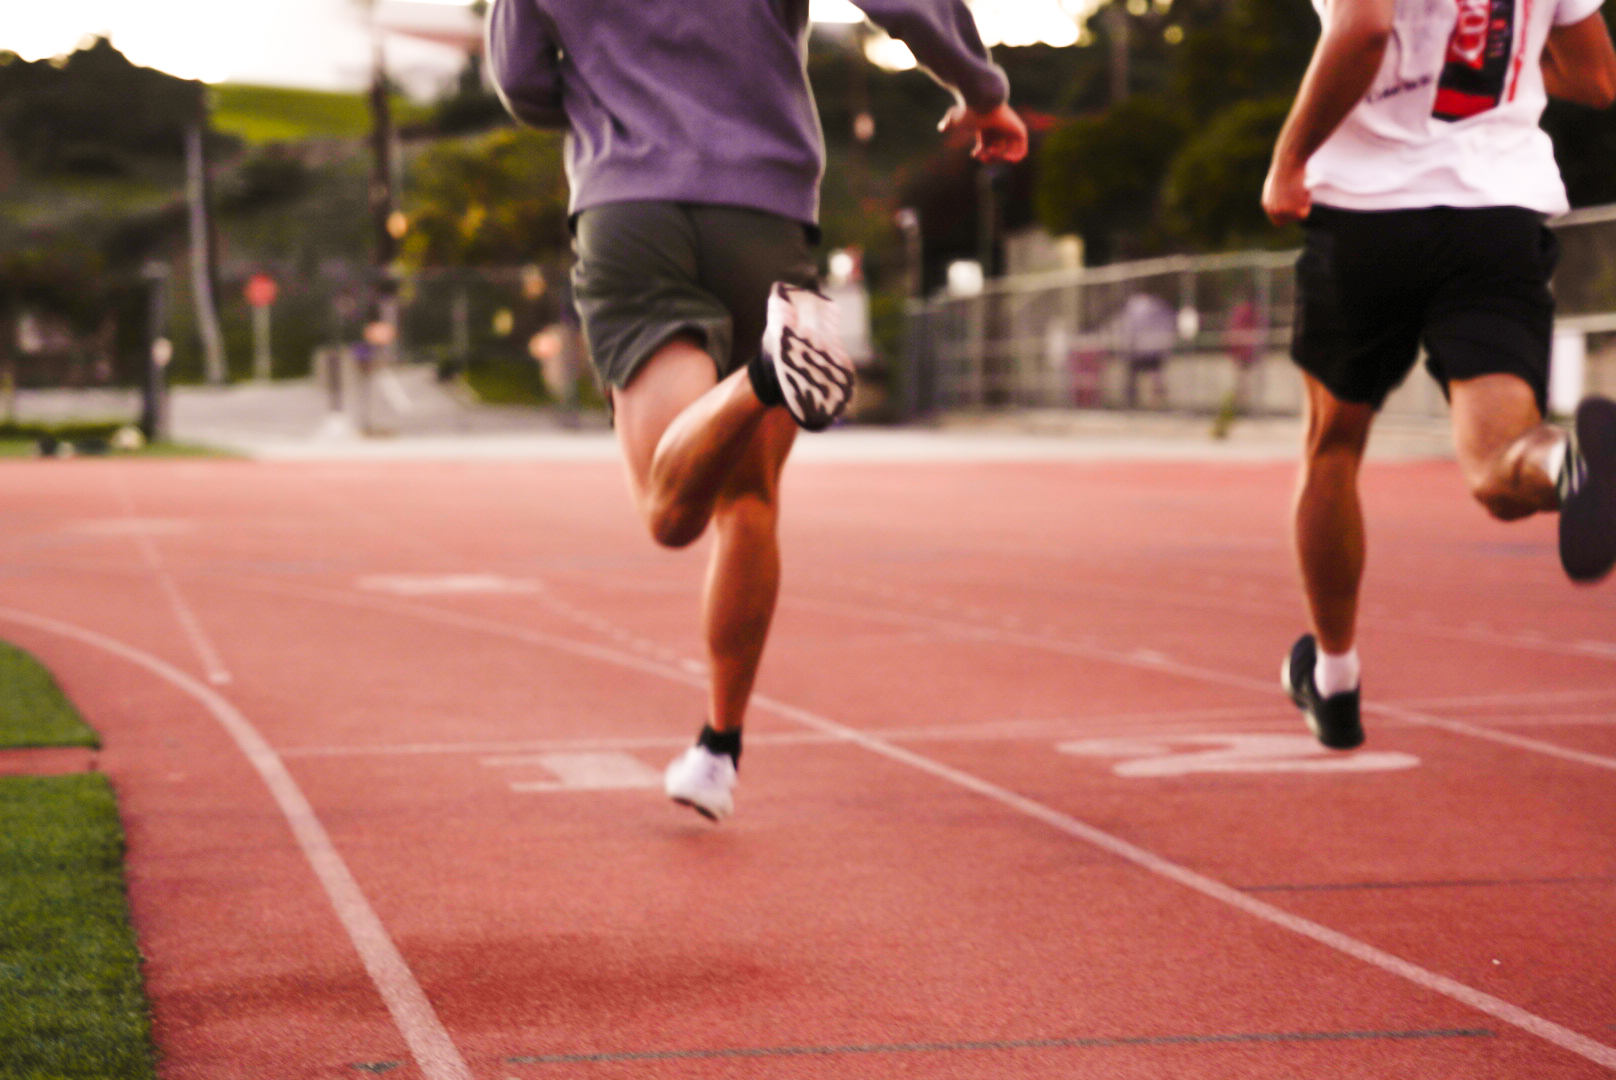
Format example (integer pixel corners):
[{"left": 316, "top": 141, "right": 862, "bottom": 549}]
[
  {"left": 487, "top": 751, "right": 664, "bottom": 793},
  {"left": 1057, "top": 734, "right": 1419, "bottom": 777}
]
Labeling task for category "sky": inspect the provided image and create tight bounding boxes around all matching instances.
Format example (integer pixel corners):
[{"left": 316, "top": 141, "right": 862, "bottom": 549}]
[{"left": 0, "top": 0, "right": 1095, "bottom": 95}]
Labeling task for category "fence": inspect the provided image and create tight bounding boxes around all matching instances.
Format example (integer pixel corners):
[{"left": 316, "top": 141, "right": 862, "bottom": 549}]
[{"left": 902, "top": 204, "right": 1616, "bottom": 422}]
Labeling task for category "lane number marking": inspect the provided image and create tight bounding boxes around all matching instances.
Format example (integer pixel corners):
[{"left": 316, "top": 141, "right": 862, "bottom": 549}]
[
  {"left": 358, "top": 574, "right": 542, "bottom": 596},
  {"left": 1058, "top": 734, "right": 1419, "bottom": 776},
  {"left": 486, "top": 751, "right": 663, "bottom": 792}
]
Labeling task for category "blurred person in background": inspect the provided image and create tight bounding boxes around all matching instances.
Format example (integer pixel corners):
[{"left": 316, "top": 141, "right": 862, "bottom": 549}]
[
  {"left": 1117, "top": 292, "right": 1175, "bottom": 409},
  {"left": 488, "top": 0, "right": 1027, "bottom": 821},
  {"left": 1263, "top": 0, "right": 1616, "bottom": 750}
]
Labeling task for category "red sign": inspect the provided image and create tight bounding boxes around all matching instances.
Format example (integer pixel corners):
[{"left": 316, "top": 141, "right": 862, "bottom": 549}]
[{"left": 244, "top": 273, "right": 278, "bottom": 308}]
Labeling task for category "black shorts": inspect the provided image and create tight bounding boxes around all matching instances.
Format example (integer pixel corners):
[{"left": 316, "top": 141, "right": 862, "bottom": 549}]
[
  {"left": 1291, "top": 205, "right": 1558, "bottom": 414},
  {"left": 571, "top": 202, "right": 818, "bottom": 390}
]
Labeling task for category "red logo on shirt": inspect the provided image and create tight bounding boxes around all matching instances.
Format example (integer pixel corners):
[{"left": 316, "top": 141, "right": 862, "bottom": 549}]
[{"left": 1432, "top": 0, "right": 1518, "bottom": 120}]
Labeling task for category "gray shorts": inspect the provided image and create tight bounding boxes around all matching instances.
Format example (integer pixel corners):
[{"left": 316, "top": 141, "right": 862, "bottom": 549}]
[{"left": 572, "top": 202, "right": 818, "bottom": 390}]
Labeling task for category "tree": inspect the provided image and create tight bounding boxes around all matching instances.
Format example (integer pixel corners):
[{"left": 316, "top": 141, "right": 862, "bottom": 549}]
[
  {"left": 0, "top": 39, "right": 204, "bottom": 176},
  {"left": 398, "top": 128, "right": 569, "bottom": 268},
  {"left": 1032, "top": 0, "right": 1318, "bottom": 260},
  {"left": 1162, "top": 94, "right": 1296, "bottom": 249},
  {"left": 1035, "top": 95, "right": 1190, "bottom": 263}
]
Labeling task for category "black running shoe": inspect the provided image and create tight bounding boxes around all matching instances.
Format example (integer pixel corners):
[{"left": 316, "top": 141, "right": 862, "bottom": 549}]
[
  {"left": 1559, "top": 396, "right": 1616, "bottom": 584},
  {"left": 1282, "top": 634, "right": 1363, "bottom": 750}
]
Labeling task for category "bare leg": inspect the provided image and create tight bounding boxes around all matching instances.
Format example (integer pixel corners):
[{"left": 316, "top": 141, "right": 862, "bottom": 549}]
[
  {"left": 1449, "top": 373, "right": 1562, "bottom": 521},
  {"left": 611, "top": 335, "right": 797, "bottom": 735},
  {"left": 702, "top": 410, "right": 797, "bottom": 732},
  {"left": 613, "top": 337, "right": 773, "bottom": 548},
  {"left": 1295, "top": 374, "right": 1374, "bottom": 654}
]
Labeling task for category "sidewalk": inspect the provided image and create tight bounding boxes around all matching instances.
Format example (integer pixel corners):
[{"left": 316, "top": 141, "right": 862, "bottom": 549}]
[{"left": 8, "top": 369, "right": 1457, "bottom": 464}]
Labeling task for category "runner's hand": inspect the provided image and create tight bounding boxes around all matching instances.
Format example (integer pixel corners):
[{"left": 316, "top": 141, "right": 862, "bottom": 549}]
[
  {"left": 1262, "top": 158, "right": 1311, "bottom": 226},
  {"left": 940, "top": 102, "right": 1029, "bottom": 163}
]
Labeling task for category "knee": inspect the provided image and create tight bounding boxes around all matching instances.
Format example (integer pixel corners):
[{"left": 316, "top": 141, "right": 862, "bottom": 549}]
[
  {"left": 1302, "top": 438, "right": 1364, "bottom": 486},
  {"left": 715, "top": 490, "right": 778, "bottom": 541},
  {"left": 646, "top": 500, "right": 707, "bottom": 549}
]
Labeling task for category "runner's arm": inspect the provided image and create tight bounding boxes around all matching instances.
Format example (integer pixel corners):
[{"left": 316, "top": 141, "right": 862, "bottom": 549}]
[
  {"left": 1261, "top": 0, "right": 1394, "bottom": 225},
  {"left": 1543, "top": 11, "right": 1616, "bottom": 108},
  {"left": 852, "top": 0, "right": 1028, "bottom": 161},
  {"left": 486, "top": 0, "right": 568, "bottom": 128}
]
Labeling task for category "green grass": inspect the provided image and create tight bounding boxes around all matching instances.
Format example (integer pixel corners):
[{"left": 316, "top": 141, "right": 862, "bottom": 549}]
[
  {"left": 0, "top": 644, "right": 157, "bottom": 1078},
  {"left": 0, "top": 775, "right": 158, "bottom": 1079},
  {"left": 210, "top": 83, "right": 427, "bottom": 145},
  {"left": 0, "top": 441, "right": 229, "bottom": 460},
  {"left": 211, "top": 83, "right": 372, "bottom": 144},
  {"left": 0, "top": 642, "right": 98, "bottom": 750},
  {"left": 0, "top": 422, "right": 229, "bottom": 460}
]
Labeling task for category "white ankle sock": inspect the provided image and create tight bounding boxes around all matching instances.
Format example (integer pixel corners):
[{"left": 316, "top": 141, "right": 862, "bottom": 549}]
[{"left": 1315, "top": 647, "right": 1360, "bottom": 697}]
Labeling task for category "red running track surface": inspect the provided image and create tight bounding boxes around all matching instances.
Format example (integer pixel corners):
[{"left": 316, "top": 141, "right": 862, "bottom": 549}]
[{"left": 0, "top": 453, "right": 1612, "bottom": 1079}]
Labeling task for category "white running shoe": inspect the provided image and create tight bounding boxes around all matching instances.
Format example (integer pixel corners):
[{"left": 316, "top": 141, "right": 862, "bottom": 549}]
[
  {"left": 758, "top": 282, "right": 855, "bottom": 432},
  {"left": 664, "top": 745, "right": 736, "bottom": 822}
]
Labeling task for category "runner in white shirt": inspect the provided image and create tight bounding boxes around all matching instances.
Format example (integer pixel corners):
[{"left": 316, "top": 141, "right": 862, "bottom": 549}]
[{"left": 1263, "top": 0, "right": 1616, "bottom": 749}]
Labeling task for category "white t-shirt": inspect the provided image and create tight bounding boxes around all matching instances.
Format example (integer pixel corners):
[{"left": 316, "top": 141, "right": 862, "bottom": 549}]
[{"left": 1307, "top": 0, "right": 1604, "bottom": 215}]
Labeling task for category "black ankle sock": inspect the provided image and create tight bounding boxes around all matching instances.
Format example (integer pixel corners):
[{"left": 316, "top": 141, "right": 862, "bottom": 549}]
[
  {"left": 747, "top": 351, "right": 785, "bottom": 408},
  {"left": 697, "top": 724, "right": 742, "bottom": 767}
]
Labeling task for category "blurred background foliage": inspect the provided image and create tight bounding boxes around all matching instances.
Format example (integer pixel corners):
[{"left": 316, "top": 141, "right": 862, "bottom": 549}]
[{"left": 3, "top": 0, "right": 1616, "bottom": 392}]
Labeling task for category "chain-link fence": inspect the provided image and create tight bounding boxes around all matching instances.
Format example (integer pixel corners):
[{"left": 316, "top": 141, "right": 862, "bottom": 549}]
[{"left": 903, "top": 204, "right": 1616, "bottom": 422}]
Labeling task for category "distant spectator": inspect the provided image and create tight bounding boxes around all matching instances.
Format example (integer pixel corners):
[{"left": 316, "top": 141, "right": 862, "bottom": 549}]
[
  {"left": 1117, "top": 292, "right": 1175, "bottom": 409},
  {"left": 1225, "top": 297, "right": 1260, "bottom": 413}
]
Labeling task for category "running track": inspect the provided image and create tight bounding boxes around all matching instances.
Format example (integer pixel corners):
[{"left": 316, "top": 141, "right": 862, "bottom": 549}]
[{"left": 0, "top": 436, "right": 1612, "bottom": 1079}]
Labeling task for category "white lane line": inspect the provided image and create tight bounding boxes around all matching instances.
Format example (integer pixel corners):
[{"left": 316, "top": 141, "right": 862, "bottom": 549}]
[
  {"left": 1371, "top": 703, "right": 1616, "bottom": 772},
  {"left": 0, "top": 607, "right": 474, "bottom": 1080},
  {"left": 184, "top": 580, "right": 1616, "bottom": 1069},
  {"left": 110, "top": 473, "right": 232, "bottom": 685},
  {"left": 750, "top": 691, "right": 1616, "bottom": 1072},
  {"left": 785, "top": 595, "right": 1616, "bottom": 772}
]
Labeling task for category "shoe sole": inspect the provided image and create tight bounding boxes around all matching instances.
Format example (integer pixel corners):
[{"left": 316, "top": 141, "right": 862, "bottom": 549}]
[
  {"left": 1561, "top": 397, "right": 1616, "bottom": 583},
  {"left": 766, "top": 285, "right": 854, "bottom": 432},
  {"left": 670, "top": 795, "right": 724, "bottom": 823}
]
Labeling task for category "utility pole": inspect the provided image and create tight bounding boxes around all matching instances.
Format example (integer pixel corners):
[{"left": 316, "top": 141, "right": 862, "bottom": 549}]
[
  {"left": 1104, "top": 2, "right": 1130, "bottom": 105},
  {"left": 185, "top": 110, "right": 228, "bottom": 385},
  {"left": 140, "top": 261, "right": 172, "bottom": 442},
  {"left": 368, "top": 35, "right": 400, "bottom": 346}
]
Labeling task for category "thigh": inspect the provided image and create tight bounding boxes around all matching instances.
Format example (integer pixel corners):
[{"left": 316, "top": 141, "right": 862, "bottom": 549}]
[
  {"left": 688, "top": 206, "right": 819, "bottom": 377},
  {"left": 610, "top": 338, "right": 719, "bottom": 505},
  {"left": 1423, "top": 208, "right": 1556, "bottom": 416},
  {"left": 572, "top": 203, "right": 733, "bottom": 391},
  {"left": 1448, "top": 372, "right": 1544, "bottom": 481},
  {"left": 1291, "top": 207, "right": 1428, "bottom": 410}
]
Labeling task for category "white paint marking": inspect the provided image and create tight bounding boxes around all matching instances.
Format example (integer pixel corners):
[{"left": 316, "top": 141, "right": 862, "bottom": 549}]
[
  {"left": 750, "top": 693, "right": 1616, "bottom": 1072},
  {"left": 68, "top": 517, "right": 193, "bottom": 536},
  {"left": 494, "top": 751, "right": 663, "bottom": 793},
  {"left": 0, "top": 607, "right": 473, "bottom": 1080},
  {"left": 1059, "top": 734, "right": 1420, "bottom": 776},
  {"left": 110, "top": 476, "right": 232, "bottom": 685},
  {"left": 1574, "top": 640, "right": 1616, "bottom": 657},
  {"left": 789, "top": 594, "right": 1616, "bottom": 772},
  {"left": 358, "top": 573, "right": 541, "bottom": 596},
  {"left": 190, "top": 578, "right": 1616, "bottom": 1069}
]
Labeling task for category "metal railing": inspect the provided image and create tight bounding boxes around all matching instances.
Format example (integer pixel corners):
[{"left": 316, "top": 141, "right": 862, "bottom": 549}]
[{"left": 903, "top": 204, "right": 1616, "bottom": 421}]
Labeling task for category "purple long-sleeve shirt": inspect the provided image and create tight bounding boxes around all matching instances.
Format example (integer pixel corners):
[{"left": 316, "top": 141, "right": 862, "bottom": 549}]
[{"left": 486, "top": 0, "right": 1008, "bottom": 226}]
